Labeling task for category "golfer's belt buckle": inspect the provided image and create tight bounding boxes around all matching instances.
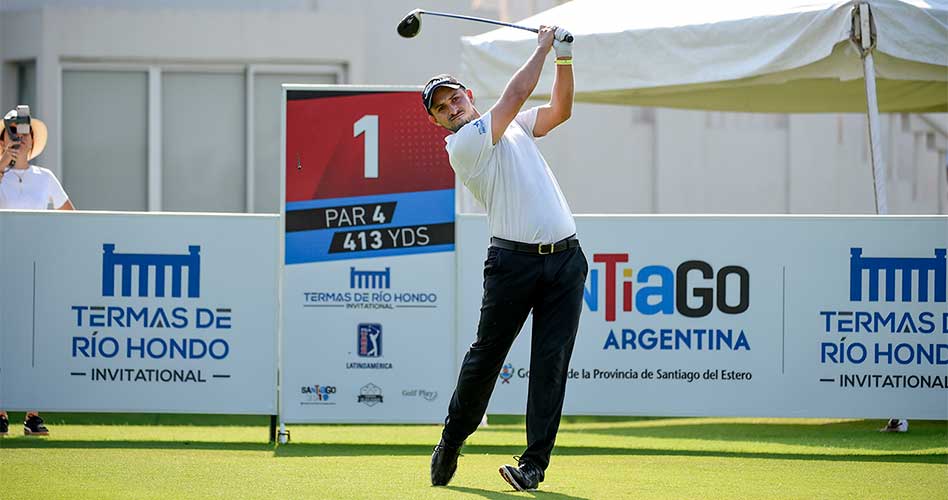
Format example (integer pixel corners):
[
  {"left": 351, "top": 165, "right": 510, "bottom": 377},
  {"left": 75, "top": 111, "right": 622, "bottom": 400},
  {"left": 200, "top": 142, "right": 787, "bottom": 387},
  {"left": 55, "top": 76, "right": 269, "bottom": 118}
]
[{"left": 538, "top": 243, "right": 555, "bottom": 255}]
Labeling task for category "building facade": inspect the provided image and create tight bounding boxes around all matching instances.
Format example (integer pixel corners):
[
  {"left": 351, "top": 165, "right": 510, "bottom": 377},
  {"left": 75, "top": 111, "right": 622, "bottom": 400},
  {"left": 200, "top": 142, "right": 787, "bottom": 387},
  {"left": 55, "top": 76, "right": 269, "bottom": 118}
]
[{"left": 2, "top": 0, "right": 945, "bottom": 214}]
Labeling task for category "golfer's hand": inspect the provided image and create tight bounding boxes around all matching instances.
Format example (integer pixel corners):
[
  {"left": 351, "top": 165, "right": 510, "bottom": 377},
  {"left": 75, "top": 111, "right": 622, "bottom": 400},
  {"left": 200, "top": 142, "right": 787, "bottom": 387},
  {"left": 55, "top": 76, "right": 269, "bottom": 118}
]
[
  {"left": 553, "top": 27, "right": 572, "bottom": 58},
  {"left": 537, "top": 25, "right": 556, "bottom": 53}
]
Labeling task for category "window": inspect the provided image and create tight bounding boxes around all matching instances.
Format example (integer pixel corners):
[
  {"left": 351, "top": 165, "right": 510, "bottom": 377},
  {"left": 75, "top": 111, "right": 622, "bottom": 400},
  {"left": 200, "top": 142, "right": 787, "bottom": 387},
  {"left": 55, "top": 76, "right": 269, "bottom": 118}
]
[
  {"left": 60, "top": 62, "right": 342, "bottom": 212},
  {"left": 16, "top": 60, "right": 36, "bottom": 108},
  {"left": 62, "top": 70, "right": 148, "bottom": 211},
  {"left": 161, "top": 71, "right": 246, "bottom": 212}
]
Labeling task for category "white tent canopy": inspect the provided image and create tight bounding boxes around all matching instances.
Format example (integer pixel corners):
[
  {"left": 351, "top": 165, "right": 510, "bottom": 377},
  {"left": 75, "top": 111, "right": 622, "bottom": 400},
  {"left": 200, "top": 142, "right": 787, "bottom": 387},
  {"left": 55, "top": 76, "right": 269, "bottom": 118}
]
[
  {"left": 460, "top": 0, "right": 947, "bottom": 113},
  {"left": 460, "top": 0, "right": 947, "bottom": 213}
]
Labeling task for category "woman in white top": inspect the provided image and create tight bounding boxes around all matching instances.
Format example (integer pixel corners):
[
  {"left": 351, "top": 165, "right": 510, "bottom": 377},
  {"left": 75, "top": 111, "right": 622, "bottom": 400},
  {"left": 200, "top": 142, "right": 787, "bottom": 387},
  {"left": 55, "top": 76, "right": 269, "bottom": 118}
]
[
  {"left": 0, "top": 110, "right": 74, "bottom": 210},
  {"left": 0, "top": 108, "right": 70, "bottom": 436}
]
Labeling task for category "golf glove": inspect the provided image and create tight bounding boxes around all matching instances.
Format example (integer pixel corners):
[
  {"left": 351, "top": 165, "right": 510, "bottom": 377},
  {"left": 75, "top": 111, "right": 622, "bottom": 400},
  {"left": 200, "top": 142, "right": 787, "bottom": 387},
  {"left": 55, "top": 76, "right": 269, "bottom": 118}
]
[{"left": 553, "top": 27, "right": 572, "bottom": 59}]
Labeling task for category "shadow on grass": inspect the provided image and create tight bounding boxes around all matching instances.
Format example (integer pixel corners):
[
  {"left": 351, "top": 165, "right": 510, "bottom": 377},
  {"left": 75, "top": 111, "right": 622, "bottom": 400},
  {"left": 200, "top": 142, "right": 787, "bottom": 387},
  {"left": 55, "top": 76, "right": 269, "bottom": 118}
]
[
  {"left": 538, "top": 419, "right": 948, "bottom": 453},
  {"left": 272, "top": 442, "right": 947, "bottom": 465},
  {"left": 0, "top": 439, "right": 272, "bottom": 452},
  {"left": 447, "top": 485, "right": 590, "bottom": 500},
  {"left": 3, "top": 439, "right": 944, "bottom": 465},
  {"left": 0, "top": 412, "right": 271, "bottom": 427}
]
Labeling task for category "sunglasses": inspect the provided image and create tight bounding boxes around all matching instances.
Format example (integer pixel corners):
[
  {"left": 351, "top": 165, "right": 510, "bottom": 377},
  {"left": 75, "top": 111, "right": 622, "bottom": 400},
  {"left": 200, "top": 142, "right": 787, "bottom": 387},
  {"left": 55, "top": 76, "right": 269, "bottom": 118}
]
[{"left": 2, "top": 126, "right": 28, "bottom": 139}]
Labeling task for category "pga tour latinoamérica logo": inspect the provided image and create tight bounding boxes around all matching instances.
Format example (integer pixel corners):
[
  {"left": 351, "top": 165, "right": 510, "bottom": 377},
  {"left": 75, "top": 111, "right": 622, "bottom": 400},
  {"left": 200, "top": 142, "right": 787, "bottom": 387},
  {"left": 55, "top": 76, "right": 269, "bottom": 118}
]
[
  {"left": 347, "top": 323, "right": 392, "bottom": 370},
  {"left": 357, "top": 323, "right": 383, "bottom": 357}
]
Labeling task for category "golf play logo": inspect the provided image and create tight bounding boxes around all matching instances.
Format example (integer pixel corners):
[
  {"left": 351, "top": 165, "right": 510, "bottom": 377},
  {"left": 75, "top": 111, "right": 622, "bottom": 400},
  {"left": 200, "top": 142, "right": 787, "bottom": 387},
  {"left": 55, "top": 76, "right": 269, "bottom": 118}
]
[
  {"left": 357, "top": 323, "right": 383, "bottom": 357},
  {"left": 358, "top": 383, "right": 384, "bottom": 406},
  {"left": 102, "top": 243, "right": 201, "bottom": 298},
  {"left": 402, "top": 388, "right": 438, "bottom": 402}
]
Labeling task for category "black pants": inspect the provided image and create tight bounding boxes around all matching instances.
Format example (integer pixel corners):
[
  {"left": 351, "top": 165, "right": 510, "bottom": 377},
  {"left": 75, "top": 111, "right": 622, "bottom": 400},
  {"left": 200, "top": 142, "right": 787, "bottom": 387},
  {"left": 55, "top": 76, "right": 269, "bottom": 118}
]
[{"left": 441, "top": 243, "right": 588, "bottom": 472}]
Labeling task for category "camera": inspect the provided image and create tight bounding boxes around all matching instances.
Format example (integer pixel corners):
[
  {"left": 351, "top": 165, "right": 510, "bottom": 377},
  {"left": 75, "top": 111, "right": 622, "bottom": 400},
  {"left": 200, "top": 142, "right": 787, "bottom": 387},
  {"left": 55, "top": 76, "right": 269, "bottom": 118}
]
[
  {"left": 3, "top": 105, "right": 30, "bottom": 168},
  {"left": 3, "top": 105, "right": 32, "bottom": 144}
]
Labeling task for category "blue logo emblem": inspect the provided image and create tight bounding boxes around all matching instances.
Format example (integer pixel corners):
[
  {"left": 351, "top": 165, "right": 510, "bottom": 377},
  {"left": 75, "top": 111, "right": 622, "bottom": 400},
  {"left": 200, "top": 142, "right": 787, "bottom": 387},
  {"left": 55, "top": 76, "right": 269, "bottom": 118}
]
[
  {"left": 358, "top": 323, "right": 383, "bottom": 357},
  {"left": 350, "top": 267, "right": 391, "bottom": 289},
  {"left": 474, "top": 119, "right": 486, "bottom": 135},
  {"left": 850, "top": 248, "right": 946, "bottom": 302},
  {"left": 102, "top": 244, "right": 201, "bottom": 298},
  {"left": 499, "top": 363, "right": 513, "bottom": 384}
]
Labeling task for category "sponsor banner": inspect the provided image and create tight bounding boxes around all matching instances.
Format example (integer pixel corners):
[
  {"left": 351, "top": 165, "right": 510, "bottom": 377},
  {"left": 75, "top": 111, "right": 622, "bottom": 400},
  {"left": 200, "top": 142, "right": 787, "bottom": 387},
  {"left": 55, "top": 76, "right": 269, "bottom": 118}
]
[
  {"left": 458, "top": 215, "right": 947, "bottom": 419},
  {"left": 281, "top": 86, "right": 455, "bottom": 422},
  {"left": 281, "top": 255, "right": 453, "bottom": 422},
  {"left": 0, "top": 212, "right": 279, "bottom": 414}
]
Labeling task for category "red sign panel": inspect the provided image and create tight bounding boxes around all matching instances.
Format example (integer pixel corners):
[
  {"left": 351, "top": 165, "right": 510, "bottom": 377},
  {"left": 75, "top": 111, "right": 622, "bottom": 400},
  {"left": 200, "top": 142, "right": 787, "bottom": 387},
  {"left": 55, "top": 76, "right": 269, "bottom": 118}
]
[{"left": 285, "top": 91, "right": 453, "bottom": 202}]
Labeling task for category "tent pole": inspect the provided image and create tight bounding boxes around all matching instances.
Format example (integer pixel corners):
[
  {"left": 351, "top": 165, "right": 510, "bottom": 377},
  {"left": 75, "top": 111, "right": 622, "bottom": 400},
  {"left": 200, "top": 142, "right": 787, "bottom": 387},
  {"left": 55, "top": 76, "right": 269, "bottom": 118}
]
[
  {"left": 862, "top": 53, "right": 888, "bottom": 215},
  {"left": 939, "top": 151, "right": 946, "bottom": 215},
  {"left": 856, "top": 2, "right": 888, "bottom": 215}
]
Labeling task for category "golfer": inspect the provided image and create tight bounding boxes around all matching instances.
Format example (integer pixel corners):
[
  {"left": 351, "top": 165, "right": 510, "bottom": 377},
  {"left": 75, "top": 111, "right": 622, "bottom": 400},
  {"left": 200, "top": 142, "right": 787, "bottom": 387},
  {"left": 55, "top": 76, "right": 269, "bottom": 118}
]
[{"left": 423, "top": 25, "right": 586, "bottom": 492}]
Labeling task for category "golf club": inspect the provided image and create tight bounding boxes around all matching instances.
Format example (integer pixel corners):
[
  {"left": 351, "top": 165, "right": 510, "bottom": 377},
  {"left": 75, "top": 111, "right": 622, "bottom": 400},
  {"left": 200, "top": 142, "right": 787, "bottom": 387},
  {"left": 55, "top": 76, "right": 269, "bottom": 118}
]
[{"left": 397, "top": 9, "right": 573, "bottom": 43}]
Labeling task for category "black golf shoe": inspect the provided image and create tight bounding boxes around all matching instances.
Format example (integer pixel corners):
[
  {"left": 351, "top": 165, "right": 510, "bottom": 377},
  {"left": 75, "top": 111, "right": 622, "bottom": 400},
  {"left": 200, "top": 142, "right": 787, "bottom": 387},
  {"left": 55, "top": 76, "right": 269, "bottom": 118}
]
[
  {"left": 24, "top": 414, "right": 49, "bottom": 436},
  {"left": 430, "top": 439, "right": 462, "bottom": 486},
  {"left": 499, "top": 458, "right": 543, "bottom": 491}
]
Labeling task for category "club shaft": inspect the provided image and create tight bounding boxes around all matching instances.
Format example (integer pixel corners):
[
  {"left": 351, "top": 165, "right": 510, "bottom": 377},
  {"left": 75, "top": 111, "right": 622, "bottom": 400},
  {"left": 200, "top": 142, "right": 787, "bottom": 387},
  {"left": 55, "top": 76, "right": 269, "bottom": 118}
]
[{"left": 419, "top": 10, "right": 538, "bottom": 34}]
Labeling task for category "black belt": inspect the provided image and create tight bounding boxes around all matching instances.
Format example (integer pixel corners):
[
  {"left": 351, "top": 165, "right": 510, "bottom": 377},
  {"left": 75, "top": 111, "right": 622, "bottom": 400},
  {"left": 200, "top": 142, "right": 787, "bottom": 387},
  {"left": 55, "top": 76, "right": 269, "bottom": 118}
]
[{"left": 490, "top": 235, "right": 579, "bottom": 255}]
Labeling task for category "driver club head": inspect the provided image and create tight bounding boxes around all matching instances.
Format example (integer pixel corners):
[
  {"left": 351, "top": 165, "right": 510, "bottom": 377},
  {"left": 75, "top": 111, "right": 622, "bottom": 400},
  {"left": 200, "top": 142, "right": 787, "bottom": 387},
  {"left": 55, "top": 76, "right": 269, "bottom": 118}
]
[{"left": 397, "top": 9, "right": 423, "bottom": 38}]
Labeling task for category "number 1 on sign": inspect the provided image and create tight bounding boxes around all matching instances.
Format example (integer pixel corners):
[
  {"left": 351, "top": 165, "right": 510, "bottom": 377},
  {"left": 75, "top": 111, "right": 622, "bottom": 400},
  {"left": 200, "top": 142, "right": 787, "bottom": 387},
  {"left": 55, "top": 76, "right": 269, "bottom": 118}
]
[{"left": 353, "top": 115, "right": 379, "bottom": 179}]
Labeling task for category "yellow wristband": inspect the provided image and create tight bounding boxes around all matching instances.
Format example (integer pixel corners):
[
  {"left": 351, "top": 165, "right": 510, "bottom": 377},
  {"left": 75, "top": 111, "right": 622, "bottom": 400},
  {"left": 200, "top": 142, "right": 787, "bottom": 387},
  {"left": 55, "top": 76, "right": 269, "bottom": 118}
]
[{"left": 555, "top": 58, "right": 573, "bottom": 65}]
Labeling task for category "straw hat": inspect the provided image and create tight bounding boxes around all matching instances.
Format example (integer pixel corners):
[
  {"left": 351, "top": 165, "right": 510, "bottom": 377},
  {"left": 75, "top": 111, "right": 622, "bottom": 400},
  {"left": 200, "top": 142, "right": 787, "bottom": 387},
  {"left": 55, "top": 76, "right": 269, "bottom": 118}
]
[{"left": 2, "top": 108, "right": 47, "bottom": 160}]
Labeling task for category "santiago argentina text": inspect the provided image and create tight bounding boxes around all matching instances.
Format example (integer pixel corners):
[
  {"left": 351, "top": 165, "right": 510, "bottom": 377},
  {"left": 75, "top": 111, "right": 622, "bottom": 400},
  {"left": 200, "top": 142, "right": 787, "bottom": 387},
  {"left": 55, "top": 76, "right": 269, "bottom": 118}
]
[{"left": 604, "top": 328, "right": 749, "bottom": 351}]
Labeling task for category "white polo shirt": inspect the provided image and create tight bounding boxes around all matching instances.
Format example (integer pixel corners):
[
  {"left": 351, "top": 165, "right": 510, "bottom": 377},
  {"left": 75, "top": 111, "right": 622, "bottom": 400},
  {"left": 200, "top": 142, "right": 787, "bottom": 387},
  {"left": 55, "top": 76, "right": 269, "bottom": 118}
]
[
  {"left": 0, "top": 165, "right": 70, "bottom": 209},
  {"left": 445, "top": 107, "right": 576, "bottom": 244}
]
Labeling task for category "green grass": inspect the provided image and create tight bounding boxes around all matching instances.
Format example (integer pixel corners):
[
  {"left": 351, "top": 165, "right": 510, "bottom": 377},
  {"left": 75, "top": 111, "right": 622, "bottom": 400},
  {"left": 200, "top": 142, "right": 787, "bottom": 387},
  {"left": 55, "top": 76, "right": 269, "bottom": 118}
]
[{"left": 1, "top": 414, "right": 946, "bottom": 499}]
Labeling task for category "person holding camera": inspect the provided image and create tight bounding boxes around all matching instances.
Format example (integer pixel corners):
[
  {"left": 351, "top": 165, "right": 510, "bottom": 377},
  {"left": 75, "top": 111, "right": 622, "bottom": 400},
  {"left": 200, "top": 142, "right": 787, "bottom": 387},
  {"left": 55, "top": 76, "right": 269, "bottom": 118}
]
[
  {"left": 0, "top": 106, "right": 71, "bottom": 437},
  {"left": 0, "top": 106, "right": 73, "bottom": 211}
]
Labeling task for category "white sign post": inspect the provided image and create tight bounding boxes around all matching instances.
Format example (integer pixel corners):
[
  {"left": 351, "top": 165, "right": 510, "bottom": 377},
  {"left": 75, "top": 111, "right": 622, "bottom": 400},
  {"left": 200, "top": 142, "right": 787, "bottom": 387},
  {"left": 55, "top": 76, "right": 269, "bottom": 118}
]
[{"left": 280, "top": 86, "right": 457, "bottom": 423}]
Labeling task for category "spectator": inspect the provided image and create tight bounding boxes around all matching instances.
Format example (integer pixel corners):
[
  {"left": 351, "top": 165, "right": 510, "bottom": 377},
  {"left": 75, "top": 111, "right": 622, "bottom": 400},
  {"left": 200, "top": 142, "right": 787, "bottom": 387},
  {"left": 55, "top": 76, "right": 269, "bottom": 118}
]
[
  {"left": 0, "top": 411, "right": 48, "bottom": 436},
  {"left": 0, "top": 106, "right": 73, "bottom": 210},
  {"left": 0, "top": 106, "right": 70, "bottom": 437}
]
